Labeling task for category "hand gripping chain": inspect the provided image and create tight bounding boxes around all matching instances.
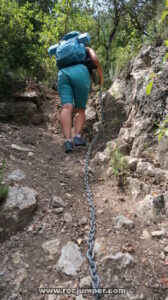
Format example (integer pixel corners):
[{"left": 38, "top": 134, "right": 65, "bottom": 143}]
[{"left": 84, "top": 86, "right": 104, "bottom": 299}]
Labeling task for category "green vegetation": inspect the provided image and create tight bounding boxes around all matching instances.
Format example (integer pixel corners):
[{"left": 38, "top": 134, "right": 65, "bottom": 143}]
[
  {"left": 0, "top": 161, "right": 8, "bottom": 204},
  {"left": 0, "top": 0, "right": 167, "bottom": 96},
  {"left": 145, "top": 1, "right": 168, "bottom": 96},
  {"left": 155, "top": 115, "right": 168, "bottom": 141},
  {"left": 109, "top": 146, "right": 128, "bottom": 177}
]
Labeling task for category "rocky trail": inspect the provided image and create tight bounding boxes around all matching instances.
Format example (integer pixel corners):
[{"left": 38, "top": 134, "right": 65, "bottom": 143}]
[{"left": 0, "top": 45, "right": 168, "bottom": 300}]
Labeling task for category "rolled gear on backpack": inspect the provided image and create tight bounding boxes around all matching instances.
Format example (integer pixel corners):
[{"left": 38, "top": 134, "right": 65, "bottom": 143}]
[{"left": 48, "top": 32, "right": 90, "bottom": 69}]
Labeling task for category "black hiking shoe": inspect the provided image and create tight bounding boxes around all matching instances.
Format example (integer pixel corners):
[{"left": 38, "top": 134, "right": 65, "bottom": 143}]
[
  {"left": 73, "top": 136, "right": 87, "bottom": 147},
  {"left": 64, "top": 141, "right": 73, "bottom": 153}
]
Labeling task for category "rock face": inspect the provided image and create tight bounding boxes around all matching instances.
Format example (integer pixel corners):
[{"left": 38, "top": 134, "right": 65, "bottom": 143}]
[
  {"left": 0, "top": 186, "right": 38, "bottom": 241},
  {"left": 157, "top": 136, "right": 168, "bottom": 170},
  {"left": 56, "top": 241, "right": 84, "bottom": 276},
  {"left": 102, "top": 46, "right": 168, "bottom": 159},
  {"left": 103, "top": 79, "right": 127, "bottom": 139}
]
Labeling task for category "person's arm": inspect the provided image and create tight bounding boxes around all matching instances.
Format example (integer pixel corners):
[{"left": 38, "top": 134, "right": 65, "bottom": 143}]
[{"left": 86, "top": 47, "right": 103, "bottom": 86}]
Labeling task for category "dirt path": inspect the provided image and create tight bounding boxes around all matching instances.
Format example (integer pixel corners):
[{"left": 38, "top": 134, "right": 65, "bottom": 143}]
[{"left": 0, "top": 90, "right": 167, "bottom": 300}]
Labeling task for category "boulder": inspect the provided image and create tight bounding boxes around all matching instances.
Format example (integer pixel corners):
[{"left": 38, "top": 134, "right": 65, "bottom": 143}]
[
  {"left": 8, "top": 169, "right": 26, "bottom": 182},
  {"left": 101, "top": 252, "right": 136, "bottom": 270},
  {"left": 113, "top": 215, "right": 134, "bottom": 230},
  {"left": 102, "top": 80, "right": 127, "bottom": 139},
  {"left": 136, "top": 161, "right": 168, "bottom": 183},
  {"left": 0, "top": 186, "right": 38, "bottom": 241},
  {"left": 129, "top": 177, "right": 151, "bottom": 201},
  {"left": 136, "top": 194, "right": 166, "bottom": 223},
  {"left": 0, "top": 102, "right": 37, "bottom": 121},
  {"left": 56, "top": 241, "right": 84, "bottom": 276}
]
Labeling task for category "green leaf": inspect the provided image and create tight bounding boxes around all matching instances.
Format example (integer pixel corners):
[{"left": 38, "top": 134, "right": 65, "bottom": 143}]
[
  {"left": 165, "top": 40, "right": 168, "bottom": 47},
  {"left": 164, "top": 128, "right": 168, "bottom": 137},
  {"left": 149, "top": 72, "right": 157, "bottom": 79},
  {"left": 163, "top": 53, "right": 168, "bottom": 62},
  {"left": 166, "top": 0, "right": 168, "bottom": 8},
  {"left": 146, "top": 80, "right": 154, "bottom": 96},
  {"left": 158, "top": 132, "right": 163, "bottom": 142},
  {"left": 155, "top": 128, "right": 161, "bottom": 136},
  {"left": 161, "top": 11, "right": 168, "bottom": 22}
]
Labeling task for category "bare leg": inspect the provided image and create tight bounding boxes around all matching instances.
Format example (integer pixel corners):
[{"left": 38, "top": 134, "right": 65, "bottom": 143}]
[
  {"left": 60, "top": 104, "right": 73, "bottom": 139},
  {"left": 74, "top": 108, "right": 85, "bottom": 135}
]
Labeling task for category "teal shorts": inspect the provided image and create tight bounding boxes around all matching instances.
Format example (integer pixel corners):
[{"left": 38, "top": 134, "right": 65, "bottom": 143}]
[{"left": 57, "top": 64, "right": 91, "bottom": 109}]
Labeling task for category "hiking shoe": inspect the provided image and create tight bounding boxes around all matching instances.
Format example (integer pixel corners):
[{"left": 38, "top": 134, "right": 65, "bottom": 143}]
[
  {"left": 73, "top": 136, "right": 87, "bottom": 147},
  {"left": 64, "top": 141, "right": 73, "bottom": 153}
]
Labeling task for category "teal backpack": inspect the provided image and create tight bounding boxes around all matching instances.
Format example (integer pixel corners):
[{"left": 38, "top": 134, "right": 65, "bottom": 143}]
[{"left": 48, "top": 31, "right": 90, "bottom": 69}]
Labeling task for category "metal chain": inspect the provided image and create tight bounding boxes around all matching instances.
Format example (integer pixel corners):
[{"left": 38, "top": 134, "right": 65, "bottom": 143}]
[{"left": 84, "top": 86, "right": 104, "bottom": 300}]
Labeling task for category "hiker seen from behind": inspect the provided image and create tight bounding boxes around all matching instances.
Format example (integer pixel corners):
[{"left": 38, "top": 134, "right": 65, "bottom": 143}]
[{"left": 48, "top": 31, "right": 103, "bottom": 153}]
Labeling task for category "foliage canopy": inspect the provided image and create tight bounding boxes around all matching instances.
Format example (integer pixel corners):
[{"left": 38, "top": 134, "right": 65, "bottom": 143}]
[{"left": 0, "top": 0, "right": 167, "bottom": 95}]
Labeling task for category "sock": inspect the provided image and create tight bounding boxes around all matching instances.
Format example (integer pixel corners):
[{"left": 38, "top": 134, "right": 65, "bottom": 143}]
[
  {"left": 75, "top": 134, "right": 81, "bottom": 138},
  {"left": 65, "top": 139, "right": 72, "bottom": 143}
]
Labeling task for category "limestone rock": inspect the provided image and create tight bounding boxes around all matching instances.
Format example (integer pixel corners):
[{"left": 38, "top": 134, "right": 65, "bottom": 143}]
[
  {"left": 28, "top": 152, "right": 34, "bottom": 157},
  {"left": 151, "top": 230, "right": 165, "bottom": 239},
  {"left": 0, "top": 186, "right": 38, "bottom": 241},
  {"left": 101, "top": 252, "right": 136, "bottom": 269},
  {"left": 85, "top": 105, "right": 97, "bottom": 136},
  {"left": 54, "top": 207, "right": 64, "bottom": 214},
  {"left": 85, "top": 105, "right": 96, "bottom": 121},
  {"left": 102, "top": 80, "right": 127, "bottom": 139},
  {"left": 79, "top": 275, "right": 92, "bottom": 289},
  {"left": 94, "top": 237, "right": 106, "bottom": 257},
  {"left": 141, "top": 229, "right": 150, "bottom": 240},
  {"left": 113, "top": 215, "right": 134, "bottom": 230},
  {"left": 129, "top": 177, "right": 151, "bottom": 202},
  {"left": 11, "top": 144, "right": 31, "bottom": 152},
  {"left": 91, "top": 151, "right": 110, "bottom": 165},
  {"left": 76, "top": 296, "right": 85, "bottom": 300},
  {"left": 13, "top": 268, "right": 28, "bottom": 290},
  {"left": 56, "top": 241, "right": 84, "bottom": 276},
  {"left": 78, "top": 217, "right": 88, "bottom": 225},
  {"left": 8, "top": 169, "right": 26, "bottom": 181},
  {"left": 9, "top": 293, "right": 18, "bottom": 299},
  {"left": 52, "top": 196, "right": 66, "bottom": 208},
  {"left": 136, "top": 194, "right": 166, "bottom": 223},
  {"left": 126, "top": 293, "right": 145, "bottom": 300},
  {"left": 12, "top": 251, "right": 22, "bottom": 265},
  {"left": 136, "top": 161, "right": 168, "bottom": 183},
  {"left": 126, "top": 156, "right": 139, "bottom": 171},
  {"left": 115, "top": 46, "right": 168, "bottom": 158},
  {"left": 157, "top": 135, "right": 168, "bottom": 170},
  {"left": 164, "top": 192, "right": 168, "bottom": 213},
  {"left": 64, "top": 212, "right": 72, "bottom": 223},
  {"left": 164, "top": 246, "right": 168, "bottom": 254},
  {"left": 42, "top": 239, "right": 60, "bottom": 258},
  {"left": 14, "top": 90, "right": 39, "bottom": 106},
  {"left": 108, "top": 79, "right": 125, "bottom": 101}
]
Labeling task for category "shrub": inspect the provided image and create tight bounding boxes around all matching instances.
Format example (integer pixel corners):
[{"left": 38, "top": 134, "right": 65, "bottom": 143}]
[
  {"left": 109, "top": 146, "right": 128, "bottom": 177},
  {"left": 155, "top": 114, "right": 168, "bottom": 141}
]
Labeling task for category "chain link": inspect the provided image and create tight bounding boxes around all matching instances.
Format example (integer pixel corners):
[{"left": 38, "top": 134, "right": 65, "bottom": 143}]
[{"left": 84, "top": 87, "right": 104, "bottom": 300}]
